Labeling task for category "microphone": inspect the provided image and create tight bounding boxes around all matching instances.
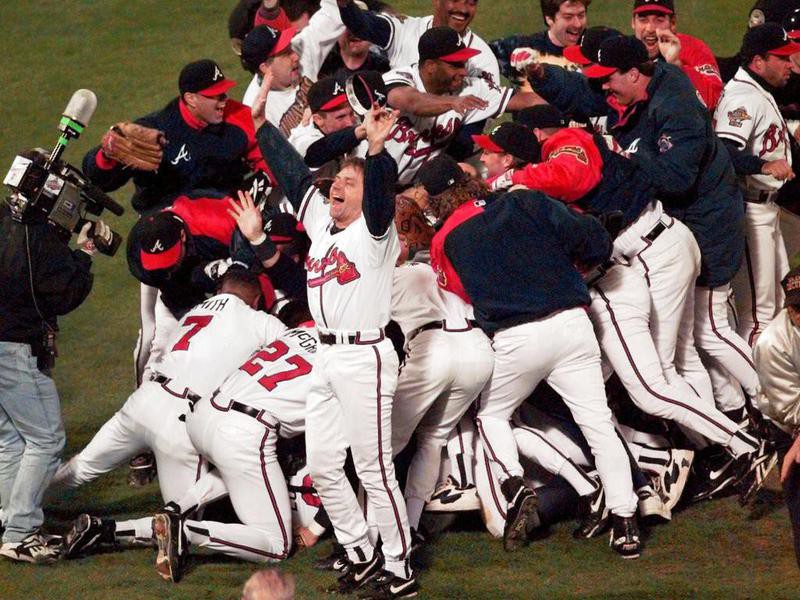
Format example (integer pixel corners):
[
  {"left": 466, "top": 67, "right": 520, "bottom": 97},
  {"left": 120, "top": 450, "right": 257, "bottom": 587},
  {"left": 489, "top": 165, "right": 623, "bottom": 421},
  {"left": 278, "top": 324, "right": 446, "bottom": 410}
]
[{"left": 47, "top": 89, "right": 98, "bottom": 168}]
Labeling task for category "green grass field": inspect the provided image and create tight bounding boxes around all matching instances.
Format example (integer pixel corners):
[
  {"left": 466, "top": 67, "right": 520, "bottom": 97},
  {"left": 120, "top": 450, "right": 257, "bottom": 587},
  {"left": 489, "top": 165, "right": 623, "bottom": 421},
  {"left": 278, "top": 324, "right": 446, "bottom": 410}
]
[{"left": 2, "top": 1, "right": 797, "bottom": 598}]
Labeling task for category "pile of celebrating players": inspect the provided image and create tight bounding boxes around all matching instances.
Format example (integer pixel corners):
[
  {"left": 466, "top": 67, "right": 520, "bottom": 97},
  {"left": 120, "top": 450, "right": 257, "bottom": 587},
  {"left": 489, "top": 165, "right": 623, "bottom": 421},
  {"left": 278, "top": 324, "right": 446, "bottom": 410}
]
[{"left": 9, "top": 0, "right": 800, "bottom": 597}]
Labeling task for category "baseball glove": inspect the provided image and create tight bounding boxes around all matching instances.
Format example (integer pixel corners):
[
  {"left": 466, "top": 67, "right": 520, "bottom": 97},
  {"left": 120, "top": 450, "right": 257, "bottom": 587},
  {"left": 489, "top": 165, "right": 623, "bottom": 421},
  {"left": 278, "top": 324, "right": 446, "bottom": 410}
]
[
  {"left": 101, "top": 122, "right": 166, "bottom": 171},
  {"left": 395, "top": 192, "right": 435, "bottom": 255}
]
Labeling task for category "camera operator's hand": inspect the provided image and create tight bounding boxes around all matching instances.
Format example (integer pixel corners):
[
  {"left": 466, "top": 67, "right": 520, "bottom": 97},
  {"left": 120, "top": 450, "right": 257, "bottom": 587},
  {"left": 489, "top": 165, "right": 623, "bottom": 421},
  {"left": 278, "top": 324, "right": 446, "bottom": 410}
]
[
  {"left": 77, "top": 222, "right": 97, "bottom": 256},
  {"left": 93, "top": 220, "right": 113, "bottom": 247}
]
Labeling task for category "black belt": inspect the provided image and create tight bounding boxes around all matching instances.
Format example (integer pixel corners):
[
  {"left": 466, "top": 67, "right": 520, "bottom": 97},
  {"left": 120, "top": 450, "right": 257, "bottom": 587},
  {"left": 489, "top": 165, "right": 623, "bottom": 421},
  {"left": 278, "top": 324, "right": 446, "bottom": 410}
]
[
  {"left": 643, "top": 221, "right": 667, "bottom": 243},
  {"left": 417, "top": 319, "right": 477, "bottom": 334},
  {"left": 228, "top": 399, "right": 262, "bottom": 419},
  {"left": 209, "top": 390, "right": 275, "bottom": 427},
  {"left": 319, "top": 329, "right": 385, "bottom": 345},
  {"left": 151, "top": 374, "right": 201, "bottom": 402},
  {"left": 745, "top": 190, "right": 778, "bottom": 204}
]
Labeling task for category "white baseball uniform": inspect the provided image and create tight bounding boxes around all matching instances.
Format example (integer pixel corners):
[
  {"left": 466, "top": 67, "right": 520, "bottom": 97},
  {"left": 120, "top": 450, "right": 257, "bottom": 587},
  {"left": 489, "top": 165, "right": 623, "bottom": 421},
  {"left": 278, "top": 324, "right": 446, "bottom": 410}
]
[
  {"left": 374, "top": 14, "right": 500, "bottom": 86},
  {"left": 51, "top": 294, "right": 286, "bottom": 539},
  {"left": 389, "top": 262, "right": 494, "bottom": 530},
  {"left": 243, "top": 0, "right": 344, "bottom": 136},
  {"left": 715, "top": 67, "right": 792, "bottom": 346},
  {"left": 376, "top": 66, "right": 514, "bottom": 185},
  {"left": 295, "top": 180, "right": 412, "bottom": 577},
  {"left": 181, "top": 327, "right": 317, "bottom": 562}
]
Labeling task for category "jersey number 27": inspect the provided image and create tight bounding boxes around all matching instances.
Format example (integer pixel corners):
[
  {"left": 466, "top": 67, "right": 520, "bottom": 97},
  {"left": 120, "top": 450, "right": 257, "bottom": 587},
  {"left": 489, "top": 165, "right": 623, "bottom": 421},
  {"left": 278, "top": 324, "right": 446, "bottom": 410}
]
[{"left": 239, "top": 340, "right": 312, "bottom": 391}]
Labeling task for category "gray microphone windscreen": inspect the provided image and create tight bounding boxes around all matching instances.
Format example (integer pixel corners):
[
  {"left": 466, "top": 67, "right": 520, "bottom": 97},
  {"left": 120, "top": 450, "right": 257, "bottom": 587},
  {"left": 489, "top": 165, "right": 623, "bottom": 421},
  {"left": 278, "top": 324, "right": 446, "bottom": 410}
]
[{"left": 63, "top": 89, "right": 98, "bottom": 127}]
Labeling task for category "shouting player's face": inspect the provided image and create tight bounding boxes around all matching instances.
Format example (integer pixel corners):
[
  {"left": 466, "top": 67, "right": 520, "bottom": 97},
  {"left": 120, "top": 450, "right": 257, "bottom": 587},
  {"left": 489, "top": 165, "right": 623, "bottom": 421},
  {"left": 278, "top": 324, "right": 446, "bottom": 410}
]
[
  {"left": 268, "top": 47, "right": 301, "bottom": 90},
  {"left": 632, "top": 13, "right": 676, "bottom": 59},
  {"left": 546, "top": 0, "right": 588, "bottom": 48},
  {"left": 184, "top": 92, "right": 228, "bottom": 125},
  {"left": 432, "top": 0, "right": 478, "bottom": 34},
  {"left": 328, "top": 164, "right": 364, "bottom": 228}
]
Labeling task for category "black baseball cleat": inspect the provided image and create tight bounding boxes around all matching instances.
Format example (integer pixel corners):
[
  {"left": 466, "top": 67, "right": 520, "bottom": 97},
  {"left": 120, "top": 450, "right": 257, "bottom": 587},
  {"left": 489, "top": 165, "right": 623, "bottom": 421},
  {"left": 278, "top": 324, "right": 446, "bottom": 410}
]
[
  {"left": 153, "top": 507, "right": 187, "bottom": 583},
  {"left": 500, "top": 476, "right": 540, "bottom": 552},
  {"left": 573, "top": 479, "right": 610, "bottom": 539},
  {"left": 314, "top": 541, "right": 349, "bottom": 572},
  {"left": 327, "top": 551, "right": 383, "bottom": 594},
  {"left": 690, "top": 450, "right": 748, "bottom": 503},
  {"left": 738, "top": 440, "right": 779, "bottom": 506},
  {"left": 410, "top": 527, "right": 427, "bottom": 557},
  {"left": 608, "top": 514, "right": 641, "bottom": 559},
  {"left": 63, "top": 514, "right": 116, "bottom": 558},
  {"left": 357, "top": 570, "right": 419, "bottom": 599}
]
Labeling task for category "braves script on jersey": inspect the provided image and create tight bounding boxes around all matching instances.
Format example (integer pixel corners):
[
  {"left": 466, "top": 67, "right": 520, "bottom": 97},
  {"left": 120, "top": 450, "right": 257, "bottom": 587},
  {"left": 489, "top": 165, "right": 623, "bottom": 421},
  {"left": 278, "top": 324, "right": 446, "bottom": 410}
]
[
  {"left": 155, "top": 293, "right": 287, "bottom": 396},
  {"left": 216, "top": 327, "right": 318, "bottom": 438},
  {"left": 375, "top": 67, "right": 513, "bottom": 185},
  {"left": 715, "top": 67, "right": 792, "bottom": 192},
  {"left": 298, "top": 187, "right": 400, "bottom": 331}
]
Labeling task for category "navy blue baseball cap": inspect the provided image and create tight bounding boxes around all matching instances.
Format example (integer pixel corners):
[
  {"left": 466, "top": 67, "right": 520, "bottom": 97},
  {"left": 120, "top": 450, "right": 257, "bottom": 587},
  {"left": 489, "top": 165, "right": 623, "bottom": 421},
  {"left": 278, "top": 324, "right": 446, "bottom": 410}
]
[
  {"left": 564, "top": 26, "right": 624, "bottom": 66},
  {"left": 741, "top": 23, "right": 800, "bottom": 59},
  {"left": 179, "top": 59, "right": 236, "bottom": 96},
  {"left": 583, "top": 36, "right": 650, "bottom": 78}
]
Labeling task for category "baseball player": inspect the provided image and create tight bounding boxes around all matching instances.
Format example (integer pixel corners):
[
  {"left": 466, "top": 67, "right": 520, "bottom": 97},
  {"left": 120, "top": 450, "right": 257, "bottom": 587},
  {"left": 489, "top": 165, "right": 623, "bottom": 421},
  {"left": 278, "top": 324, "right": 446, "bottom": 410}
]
[
  {"left": 336, "top": 0, "right": 500, "bottom": 86},
  {"left": 378, "top": 27, "right": 536, "bottom": 186},
  {"left": 715, "top": 24, "right": 798, "bottom": 347},
  {"left": 490, "top": 0, "right": 590, "bottom": 87},
  {"left": 471, "top": 121, "right": 541, "bottom": 182},
  {"left": 254, "top": 84, "right": 418, "bottom": 597},
  {"left": 241, "top": 0, "right": 345, "bottom": 136},
  {"left": 52, "top": 268, "right": 286, "bottom": 547},
  {"left": 152, "top": 323, "right": 318, "bottom": 581},
  {"left": 389, "top": 257, "right": 494, "bottom": 538},
  {"left": 495, "top": 107, "right": 763, "bottom": 481},
  {"left": 629, "top": 0, "right": 723, "bottom": 110},
  {"left": 288, "top": 76, "right": 367, "bottom": 178},
  {"left": 82, "top": 59, "right": 270, "bottom": 388},
  {"left": 419, "top": 155, "right": 641, "bottom": 559},
  {"left": 525, "top": 36, "right": 743, "bottom": 417}
]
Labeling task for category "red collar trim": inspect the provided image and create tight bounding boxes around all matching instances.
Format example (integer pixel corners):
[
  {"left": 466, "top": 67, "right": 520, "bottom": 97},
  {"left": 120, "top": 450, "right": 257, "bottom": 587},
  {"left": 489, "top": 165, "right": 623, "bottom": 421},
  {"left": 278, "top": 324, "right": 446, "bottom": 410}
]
[{"left": 179, "top": 99, "right": 207, "bottom": 130}]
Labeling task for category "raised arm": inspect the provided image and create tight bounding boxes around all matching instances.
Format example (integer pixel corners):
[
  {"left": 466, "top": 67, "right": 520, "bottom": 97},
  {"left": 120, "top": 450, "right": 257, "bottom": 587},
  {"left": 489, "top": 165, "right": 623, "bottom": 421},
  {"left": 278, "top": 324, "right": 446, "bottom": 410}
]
[
  {"left": 527, "top": 63, "right": 608, "bottom": 118},
  {"left": 362, "top": 105, "right": 400, "bottom": 237},
  {"left": 336, "top": 0, "right": 392, "bottom": 48},
  {"left": 251, "top": 73, "right": 314, "bottom": 212}
]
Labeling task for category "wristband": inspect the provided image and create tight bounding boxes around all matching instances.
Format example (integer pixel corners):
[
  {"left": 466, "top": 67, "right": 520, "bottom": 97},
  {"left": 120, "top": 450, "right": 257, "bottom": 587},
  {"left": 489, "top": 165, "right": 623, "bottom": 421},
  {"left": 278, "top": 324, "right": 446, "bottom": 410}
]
[{"left": 251, "top": 232, "right": 268, "bottom": 246}]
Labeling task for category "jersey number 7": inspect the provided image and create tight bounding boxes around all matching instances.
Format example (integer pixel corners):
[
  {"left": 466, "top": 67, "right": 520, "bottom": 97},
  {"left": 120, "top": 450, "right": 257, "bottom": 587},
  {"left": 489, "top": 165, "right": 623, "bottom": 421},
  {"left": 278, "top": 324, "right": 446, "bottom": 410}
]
[
  {"left": 240, "top": 340, "right": 312, "bottom": 391},
  {"left": 171, "top": 315, "right": 214, "bottom": 352}
]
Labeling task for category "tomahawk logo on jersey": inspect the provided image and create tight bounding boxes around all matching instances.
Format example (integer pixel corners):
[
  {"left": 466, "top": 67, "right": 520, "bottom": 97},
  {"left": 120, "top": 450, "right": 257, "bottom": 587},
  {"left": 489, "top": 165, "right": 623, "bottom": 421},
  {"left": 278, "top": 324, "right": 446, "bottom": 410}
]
[{"left": 297, "top": 186, "right": 400, "bottom": 331}]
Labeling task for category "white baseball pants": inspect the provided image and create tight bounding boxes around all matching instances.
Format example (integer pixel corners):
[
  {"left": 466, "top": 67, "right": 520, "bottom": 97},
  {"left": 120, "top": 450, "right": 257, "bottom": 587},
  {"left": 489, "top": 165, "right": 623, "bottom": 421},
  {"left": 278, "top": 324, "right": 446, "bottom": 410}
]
[
  {"left": 476, "top": 308, "right": 638, "bottom": 517},
  {"left": 589, "top": 264, "right": 755, "bottom": 456},
  {"left": 392, "top": 327, "right": 493, "bottom": 529},
  {"left": 184, "top": 397, "right": 292, "bottom": 562},
  {"left": 733, "top": 200, "right": 789, "bottom": 346},
  {"left": 50, "top": 380, "right": 206, "bottom": 503},
  {"left": 305, "top": 339, "right": 411, "bottom": 578}
]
